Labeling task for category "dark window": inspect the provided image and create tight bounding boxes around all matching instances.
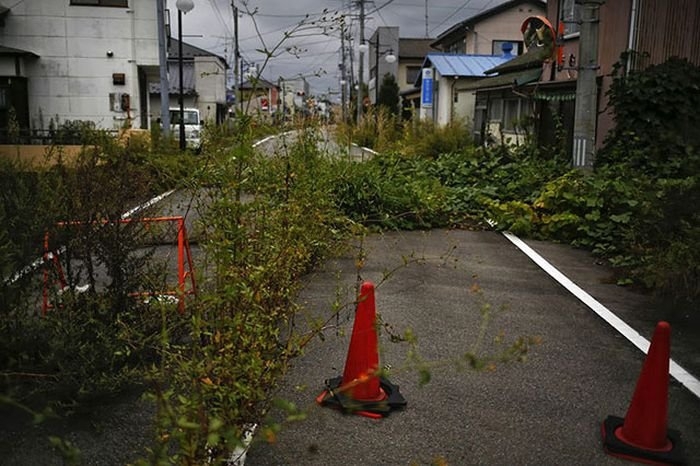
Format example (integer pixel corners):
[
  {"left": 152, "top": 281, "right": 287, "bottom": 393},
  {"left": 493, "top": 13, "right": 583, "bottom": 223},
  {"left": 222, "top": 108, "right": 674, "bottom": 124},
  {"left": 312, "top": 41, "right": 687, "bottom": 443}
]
[
  {"left": 70, "top": 0, "right": 128, "bottom": 7},
  {"left": 492, "top": 40, "right": 524, "bottom": 56},
  {"left": 503, "top": 99, "right": 520, "bottom": 131},
  {"left": 445, "top": 38, "right": 466, "bottom": 54},
  {"left": 406, "top": 66, "right": 421, "bottom": 85},
  {"left": 488, "top": 98, "right": 503, "bottom": 121},
  {"left": 0, "top": 88, "right": 8, "bottom": 110}
]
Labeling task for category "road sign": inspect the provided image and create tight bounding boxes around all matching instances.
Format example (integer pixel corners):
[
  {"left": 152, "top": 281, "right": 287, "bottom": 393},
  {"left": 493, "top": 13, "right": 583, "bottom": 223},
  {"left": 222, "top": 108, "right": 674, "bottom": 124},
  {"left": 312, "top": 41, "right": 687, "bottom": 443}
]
[{"left": 421, "top": 68, "right": 433, "bottom": 108}]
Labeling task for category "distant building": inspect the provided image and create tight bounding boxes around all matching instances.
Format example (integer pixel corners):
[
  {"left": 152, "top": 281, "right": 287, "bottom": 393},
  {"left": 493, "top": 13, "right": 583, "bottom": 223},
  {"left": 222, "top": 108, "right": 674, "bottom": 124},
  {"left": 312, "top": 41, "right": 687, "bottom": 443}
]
[
  {"left": 396, "top": 37, "right": 436, "bottom": 118},
  {"left": 279, "top": 77, "right": 310, "bottom": 117},
  {"left": 237, "top": 78, "right": 279, "bottom": 120},
  {"left": 431, "top": 0, "right": 547, "bottom": 56},
  {"left": 415, "top": 53, "right": 513, "bottom": 127},
  {"left": 399, "top": 0, "right": 545, "bottom": 123},
  {"left": 148, "top": 38, "right": 228, "bottom": 125},
  {"left": 368, "top": 27, "right": 399, "bottom": 105}
]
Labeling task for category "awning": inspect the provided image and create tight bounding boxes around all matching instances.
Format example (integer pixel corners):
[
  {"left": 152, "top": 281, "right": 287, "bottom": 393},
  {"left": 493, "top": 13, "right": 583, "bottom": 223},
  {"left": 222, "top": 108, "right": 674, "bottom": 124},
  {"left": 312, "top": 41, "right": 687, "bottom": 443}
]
[
  {"left": 0, "top": 45, "right": 40, "bottom": 58},
  {"left": 465, "top": 67, "right": 542, "bottom": 91},
  {"left": 533, "top": 91, "right": 576, "bottom": 101}
]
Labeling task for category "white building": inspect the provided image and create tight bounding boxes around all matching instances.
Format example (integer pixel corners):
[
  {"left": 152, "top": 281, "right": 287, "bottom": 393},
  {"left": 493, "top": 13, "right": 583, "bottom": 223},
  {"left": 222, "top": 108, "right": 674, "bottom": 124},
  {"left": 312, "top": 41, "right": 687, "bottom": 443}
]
[
  {"left": 416, "top": 53, "right": 512, "bottom": 126},
  {"left": 148, "top": 38, "right": 228, "bottom": 125},
  {"left": 0, "top": 0, "right": 159, "bottom": 139}
]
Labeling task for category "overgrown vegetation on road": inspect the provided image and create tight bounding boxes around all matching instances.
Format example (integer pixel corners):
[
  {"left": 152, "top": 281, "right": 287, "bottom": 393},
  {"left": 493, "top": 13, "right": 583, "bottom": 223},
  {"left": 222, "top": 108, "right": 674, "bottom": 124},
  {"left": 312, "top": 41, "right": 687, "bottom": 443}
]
[
  {"left": 337, "top": 56, "right": 700, "bottom": 301},
  {"left": 1, "top": 55, "right": 697, "bottom": 464}
]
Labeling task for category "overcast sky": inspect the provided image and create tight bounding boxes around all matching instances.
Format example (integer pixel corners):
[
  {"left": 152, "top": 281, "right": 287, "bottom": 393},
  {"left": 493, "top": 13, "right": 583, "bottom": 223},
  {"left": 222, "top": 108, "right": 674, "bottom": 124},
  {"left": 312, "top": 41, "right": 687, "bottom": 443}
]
[{"left": 175, "top": 0, "right": 513, "bottom": 97}]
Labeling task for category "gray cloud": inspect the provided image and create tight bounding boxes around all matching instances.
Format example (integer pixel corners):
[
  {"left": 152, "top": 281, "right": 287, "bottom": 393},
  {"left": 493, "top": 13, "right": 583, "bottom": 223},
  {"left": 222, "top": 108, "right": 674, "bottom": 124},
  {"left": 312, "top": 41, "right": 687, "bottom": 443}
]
[{"left": 175, "top": 0, "right": 511, "bottom": 97}]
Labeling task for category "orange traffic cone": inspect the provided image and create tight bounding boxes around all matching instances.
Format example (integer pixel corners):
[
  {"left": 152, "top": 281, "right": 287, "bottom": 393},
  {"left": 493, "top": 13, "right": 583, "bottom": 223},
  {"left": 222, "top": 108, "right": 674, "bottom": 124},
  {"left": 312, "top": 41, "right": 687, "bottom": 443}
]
[
  {"left": 602, "top": 321, "right": 685, "bottom": 464},
  {"left": 316, "top": 281, "right": 406, "bottom": 418}
]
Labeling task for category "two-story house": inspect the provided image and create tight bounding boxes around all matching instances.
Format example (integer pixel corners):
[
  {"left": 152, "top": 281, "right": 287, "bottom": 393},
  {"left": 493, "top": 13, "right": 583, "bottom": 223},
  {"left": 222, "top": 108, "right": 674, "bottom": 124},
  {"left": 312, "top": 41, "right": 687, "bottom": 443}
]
[
  {"left": 407, "top": 0, "right": 545, "bottom": 127},
  {"left": 0, "top": 0, "right": 160, "bottom": 142},
  {"left": 470, "top": 0, "right": 700, "bottom": 159},
  {"left": 549, "top": 0, "right": 700, "bottom": 153},
  {"left": 431, "top": 0, "right": 546, "bottom": 56}
]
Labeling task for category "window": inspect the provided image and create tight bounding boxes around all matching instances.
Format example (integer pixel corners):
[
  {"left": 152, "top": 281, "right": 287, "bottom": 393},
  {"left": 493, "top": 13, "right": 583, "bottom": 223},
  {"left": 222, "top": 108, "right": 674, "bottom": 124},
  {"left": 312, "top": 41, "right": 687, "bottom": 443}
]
[
  {"left": 70, "top": 0, "right": 128, "bottom": 6},
  {"left": 406, "top": 66, "right": 421, "bottom": 85},
  {"left": 503, "top": 99, "right": 520, "bottom": 131},
  {"left": 488, "top": 98, "right": 503, "bottom": 121},
  {"left": 0, "top": 88, "right": 8, "bottom": 110},
  {"left": 445, "top": 38, "right": 466, "bottom": 54},
  {"left": 560, "top": 0, "right": 581, "bottom": 36},
  {"left": 170, "top": 110, "right": 200, "bottom": 125},
  {"left": 492, "top": 40, "right": 524, "bottom": 56}
]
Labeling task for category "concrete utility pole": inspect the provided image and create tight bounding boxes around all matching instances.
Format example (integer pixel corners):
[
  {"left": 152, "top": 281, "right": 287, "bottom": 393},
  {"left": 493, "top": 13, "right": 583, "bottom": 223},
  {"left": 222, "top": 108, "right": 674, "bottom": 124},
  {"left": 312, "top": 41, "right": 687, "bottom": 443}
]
[
  {"left": 341, "top": 22, "right": 347, "bottom": 123},
  {"left": 425, "top": 0, "right": 429, "bottom": 38},
  {"left": 232, "top": 1, "right": 240, "bottom": 114},
  {"left": 156, "top": 0, "right": 170, "bottom": 135},
  {"left": 356, "top": 0, "right": 365, "bottom": 123},
  {"left": 572, "top": 0, "right": 604, "bottom": 169}
]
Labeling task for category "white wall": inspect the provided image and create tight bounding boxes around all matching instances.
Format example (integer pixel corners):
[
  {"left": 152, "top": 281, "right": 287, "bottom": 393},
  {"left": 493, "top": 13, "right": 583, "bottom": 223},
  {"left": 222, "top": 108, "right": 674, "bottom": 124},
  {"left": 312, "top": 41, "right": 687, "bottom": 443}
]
[
  {"left": 432, "top": 72, "right": 479, "bottom": 127},
  {"left": 465, "top": 2, "right": 546, "bottom": 54},
  {"left": 0, "top": 1, "right": 158, "bottom": 131},
  {"left": 194, "top": 56, "right": 226, "bottom": 122}
]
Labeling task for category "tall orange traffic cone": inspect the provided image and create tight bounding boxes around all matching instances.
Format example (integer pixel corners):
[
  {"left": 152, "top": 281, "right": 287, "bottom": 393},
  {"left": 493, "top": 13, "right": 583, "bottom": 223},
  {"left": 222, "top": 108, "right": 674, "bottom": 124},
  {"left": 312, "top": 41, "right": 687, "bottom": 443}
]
[
  {"left": 316, "top": 281, "right": 406, "bottom": 418},
  {"left": 602, "top": 321, "right": 685, "bottom": 464}
]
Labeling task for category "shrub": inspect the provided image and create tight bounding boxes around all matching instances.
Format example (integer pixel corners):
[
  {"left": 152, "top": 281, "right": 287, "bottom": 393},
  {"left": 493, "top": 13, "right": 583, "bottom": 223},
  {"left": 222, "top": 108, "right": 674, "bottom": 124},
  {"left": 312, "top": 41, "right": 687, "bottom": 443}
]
[{"left": 400, "top": 118, "right": 473, "bottom": 159}]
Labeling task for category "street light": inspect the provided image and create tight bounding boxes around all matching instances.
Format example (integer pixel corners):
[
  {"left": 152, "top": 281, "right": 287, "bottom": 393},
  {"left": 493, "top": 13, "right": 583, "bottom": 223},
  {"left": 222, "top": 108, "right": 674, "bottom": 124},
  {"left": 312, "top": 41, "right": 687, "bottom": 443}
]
[
  {"left": 176, "top": 0, "right": 194, "bottom": 151},
  {"left": 358, "top": 35, "right": 397, "bottom": 117},
  {"left": 357, "top": 40, "right": 368, "bottom": 123},
  {"left": 340, "top": 78, "right": 347, "bottom": 123},
  {"left": 373, "top": 43, "right": 395, "bottom": 105}
]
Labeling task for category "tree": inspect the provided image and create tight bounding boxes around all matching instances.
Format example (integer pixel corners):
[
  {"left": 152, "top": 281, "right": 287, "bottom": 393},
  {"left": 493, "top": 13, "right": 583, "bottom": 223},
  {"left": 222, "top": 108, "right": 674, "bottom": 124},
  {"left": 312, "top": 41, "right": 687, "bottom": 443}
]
[{"left": 377, "top": 73, "right": 399, "bottom": 116}]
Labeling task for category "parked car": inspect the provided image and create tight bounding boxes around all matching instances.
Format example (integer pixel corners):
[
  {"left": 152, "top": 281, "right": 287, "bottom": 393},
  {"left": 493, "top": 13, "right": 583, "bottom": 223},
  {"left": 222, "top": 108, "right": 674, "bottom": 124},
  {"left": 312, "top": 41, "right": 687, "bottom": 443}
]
[{"left": 169, "top": 107, "right": 202, "bottom": 151}]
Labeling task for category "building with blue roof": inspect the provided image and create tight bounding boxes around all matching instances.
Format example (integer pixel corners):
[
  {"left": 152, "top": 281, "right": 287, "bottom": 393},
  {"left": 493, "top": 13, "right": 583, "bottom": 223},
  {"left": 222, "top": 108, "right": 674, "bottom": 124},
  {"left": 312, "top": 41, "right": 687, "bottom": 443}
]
[{"left": 413, "top": 52, "right": 513, "bottom": 126}]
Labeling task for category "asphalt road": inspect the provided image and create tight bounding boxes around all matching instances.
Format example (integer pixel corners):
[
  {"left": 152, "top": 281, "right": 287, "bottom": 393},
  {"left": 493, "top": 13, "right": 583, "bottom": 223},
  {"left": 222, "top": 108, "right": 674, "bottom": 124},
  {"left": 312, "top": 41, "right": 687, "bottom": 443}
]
[
  {"left": 3, "top": 129, "right": 698, "bottom": 464},
  {"left": 244, "top": 229, "right": 700, "bottom": 465}
]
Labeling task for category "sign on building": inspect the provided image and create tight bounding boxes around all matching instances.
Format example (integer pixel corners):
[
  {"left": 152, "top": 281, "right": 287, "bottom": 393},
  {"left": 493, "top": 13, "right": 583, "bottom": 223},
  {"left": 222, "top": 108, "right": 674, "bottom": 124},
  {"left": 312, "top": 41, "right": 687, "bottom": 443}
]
[{"left": 421, "top": 68, "right": 433, "bottom": 108}]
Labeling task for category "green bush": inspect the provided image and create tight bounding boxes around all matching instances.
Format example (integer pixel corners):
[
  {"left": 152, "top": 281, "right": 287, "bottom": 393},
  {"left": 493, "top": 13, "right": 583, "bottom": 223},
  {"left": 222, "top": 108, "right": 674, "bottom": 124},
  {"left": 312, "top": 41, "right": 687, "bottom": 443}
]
[
  {"left": 400, "top": 118, "right": 473, "bottom": 159},
  {"left": 1, "top": 127, "right": 191, "bottom": 407},
  {"left": 598, "top": 56, "right": 700, "bottom": 178},
  {"left": 331, "top": 154, "right": 449, "bottom": 230},
  {"left": 138, "top": 123, "right": 353, "bottom": 464}
]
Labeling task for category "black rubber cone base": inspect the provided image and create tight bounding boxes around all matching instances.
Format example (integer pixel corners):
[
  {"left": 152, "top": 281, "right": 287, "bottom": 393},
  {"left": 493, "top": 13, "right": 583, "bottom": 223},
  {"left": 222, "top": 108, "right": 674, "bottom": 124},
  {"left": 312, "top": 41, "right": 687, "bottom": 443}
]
[
  {"left": 317, "top": 376, "right": 406, "bottom": 418},
  {"left": 601, "top": 415, "right": 685, "bottom": 465}
]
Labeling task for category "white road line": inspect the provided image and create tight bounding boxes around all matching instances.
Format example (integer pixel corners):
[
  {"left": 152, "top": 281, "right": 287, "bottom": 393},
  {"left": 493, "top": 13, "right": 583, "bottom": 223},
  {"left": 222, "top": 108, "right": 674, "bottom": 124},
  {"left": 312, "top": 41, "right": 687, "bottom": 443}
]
[
  {"left": 5, "top": 189, "right": 177, "bottom": 286},
  {"left": 121, "top": 189, "right": 176, "bottom": 219},
  {"left": 502, "top": 231, "right": 700, "bottom": 399}
]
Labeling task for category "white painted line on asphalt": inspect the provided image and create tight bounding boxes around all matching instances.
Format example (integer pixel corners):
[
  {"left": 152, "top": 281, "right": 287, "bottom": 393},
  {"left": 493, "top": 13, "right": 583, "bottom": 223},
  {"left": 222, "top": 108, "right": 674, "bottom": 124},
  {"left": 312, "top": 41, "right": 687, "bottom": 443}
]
[
  {"left": 253, "top": 131, "right": 295, "bottom": 148},
  {"left": 121, "top": 189, "right": 176, "bottom": 219},
  {"left": 5, "top": 189, "right": 177, "bottom": 286},
  {"left": 502, "top": 231, "right": 700, "bottom": 400},
  {"left": 252, "top": 135, "right": 275, "bottom": 147},
  {"left": 227, "top": 423, "right": 257, "bottom": 465}
]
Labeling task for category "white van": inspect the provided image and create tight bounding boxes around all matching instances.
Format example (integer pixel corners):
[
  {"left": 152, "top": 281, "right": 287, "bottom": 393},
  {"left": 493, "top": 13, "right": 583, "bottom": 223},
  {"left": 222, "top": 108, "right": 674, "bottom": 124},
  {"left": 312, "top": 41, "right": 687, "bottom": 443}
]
[{"left": 169, "top": 108, "right": 202, "bottom": 150}]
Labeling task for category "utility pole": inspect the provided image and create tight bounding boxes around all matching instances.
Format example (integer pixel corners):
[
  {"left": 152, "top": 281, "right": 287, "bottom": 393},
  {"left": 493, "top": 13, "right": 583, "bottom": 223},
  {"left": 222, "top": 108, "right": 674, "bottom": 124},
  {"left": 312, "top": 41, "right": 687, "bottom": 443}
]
[
  {"left": 156, "top": 0, "right": 170, "bottom": 135},
  {"left": 341, "top": 22, "right": 347, "bottom": 123},
  {"left": 374, "top": 32, "right": 379, "bottom": 105},
  {"left": 425, "top": 0, "right": 429, "bottom": 39},
  {"left": 232, "top": 1, "right": 240, "bottom": 114},
  {"left": 572, "top": 0, "right": 604, "bottom": 169},
  {"left": 356, "top": 0, "right": 365, "bottom": 124}
]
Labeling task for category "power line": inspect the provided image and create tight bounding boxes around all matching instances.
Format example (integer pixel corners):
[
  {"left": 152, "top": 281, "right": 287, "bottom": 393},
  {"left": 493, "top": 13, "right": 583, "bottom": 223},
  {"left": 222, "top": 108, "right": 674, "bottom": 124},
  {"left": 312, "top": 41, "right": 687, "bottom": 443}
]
[
  {"left": 429, "top": 0, "right": 474, "bottom": 35},
  {"left": 208, "top": 0, "right": 233, "bottom": 37}
]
